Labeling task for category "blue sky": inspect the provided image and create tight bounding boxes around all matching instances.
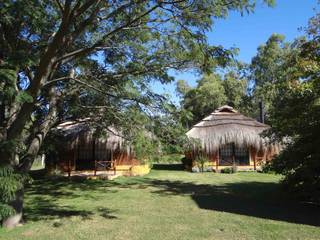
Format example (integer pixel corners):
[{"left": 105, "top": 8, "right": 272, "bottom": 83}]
[{"left": 153, "top": 0, "right": 319, "bottom": 104}]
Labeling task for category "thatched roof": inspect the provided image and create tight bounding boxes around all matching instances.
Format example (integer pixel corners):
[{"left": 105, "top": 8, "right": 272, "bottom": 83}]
[
  {"left": 54, "top": 119, "right": 128, "bottom": 151},
  {"left": 186, "top": 105, "right": 270, "bottom": 152}
]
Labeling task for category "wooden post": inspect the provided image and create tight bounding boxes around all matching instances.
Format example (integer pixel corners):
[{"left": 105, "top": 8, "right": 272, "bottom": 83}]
[
  {"left": 74, "top": 137, "right": 78, "bottom": 170},
  {"left": 68, "top": 162, "right": 71, "bottom": 178},
  {"left": 253, "top": 148, "right": 257, "bottom": 171},
  {"left": 68, "top": 153, "right": 71, "bottom": 178},
  {"left": 216, "top": 150, "right": 219, "bottom": 172},
  {"left": 111, "top": 149, "right": 116, "bottom": 175},
  {"left": 76, "top": 137, "right": 80, "bottom": 171},
  {"left": 232, "top": 143, "right": 236, "bottom": 166},
  {"left": 92, "top": 138, "right": 96, "bottom": 170}
]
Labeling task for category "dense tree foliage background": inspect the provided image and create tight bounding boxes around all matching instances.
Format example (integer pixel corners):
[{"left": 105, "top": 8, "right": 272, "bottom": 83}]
[
  {"left": 177, "top": 65, "right": 248, "bottom": 127},
  {"left": 267, "top": 13, "right": 320, "bottom": 203}
]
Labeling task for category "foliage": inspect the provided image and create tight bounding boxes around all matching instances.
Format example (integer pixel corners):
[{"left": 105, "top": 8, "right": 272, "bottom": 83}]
[
  {"left": 132, "top": 131, "right": 159, "bottom": 165},
  {"left": 152, "top": 103, "right": 189, "bottom": 154},
  {"left": 0, "top": 166, "right": 30, "bottom": 222},
  {"left": 249, "top": 33, "right": 295, "bottom": 121},
  {"left": 178, "top": 74, "right": 227, "bottom": 126},
  {"left": 220, "top": 166, "right": 237, "bottom": 174},
  {"left": 270, "top": 81, "right": 320, "bottom": 202},
  {"left": 153, "top": 153, "right": 184, "bottom": 164},
  {"left": 222, "top": 69, "right": 248, "bottom": 108},
  {"left": 178, "top": 65, "right": 249, "bottom": 127},
  {"left": 176, "top": 80, "right": 192, "bottom": 97},
  {"left": 260, "top": 162, "right": 275, "bottom": 174},
  {"left": 194, "top": 154, "right": 210, "bottom": 173},
  {"left": 267, "top": 13, "right": 320, "bottom": 203}
]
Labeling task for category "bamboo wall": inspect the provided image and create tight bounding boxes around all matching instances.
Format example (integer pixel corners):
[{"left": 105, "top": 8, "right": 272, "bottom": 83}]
[
  {"left": 185, "top": 143, "right": 279, "bottom": 170},
  {"left": 50, "top": 132, "right": 138, "bottom": 172}
]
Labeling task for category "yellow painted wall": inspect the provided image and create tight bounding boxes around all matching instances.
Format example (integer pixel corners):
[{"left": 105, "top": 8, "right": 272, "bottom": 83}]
[{"left": 131, "top": 164, "right": 150, "bottom": 176}]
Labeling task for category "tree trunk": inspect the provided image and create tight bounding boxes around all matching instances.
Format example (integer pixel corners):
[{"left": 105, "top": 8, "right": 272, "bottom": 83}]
[
  {"left": 1, "top": 93, "right": 58, "bottom": 228},
  {"left": 2, "top": 188, "right": 24, "bottom": 228}
]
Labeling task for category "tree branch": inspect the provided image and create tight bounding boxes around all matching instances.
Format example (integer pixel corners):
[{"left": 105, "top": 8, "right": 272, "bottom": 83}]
[
  {"left": 54, "top": 0, "right": 64, "bottom": 14},
  {"left": 56, "top": 3, "right": 161, "bottom": 63}
]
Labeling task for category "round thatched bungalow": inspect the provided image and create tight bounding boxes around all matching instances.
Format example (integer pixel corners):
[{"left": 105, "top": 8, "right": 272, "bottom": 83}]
[
  {"left": 46, "top": 119, "right": 138, "bottom": 175},
  {"left": 185, "top": 105, "right": 279, "bottom": 171}
]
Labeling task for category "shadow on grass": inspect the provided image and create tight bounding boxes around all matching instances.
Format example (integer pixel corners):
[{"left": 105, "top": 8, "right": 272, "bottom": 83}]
[
  {"left": 152, "top": 164, "right": 184, "bottom": 171},
  {"left": 26, "top": 169, "right": 320, "bottom": 226},
  {"left": 146, "top": 178, "right": 320, "bottom": 227},
  {"left": 25, "top": 197, "right": 93, "bottom": 221},
  {"left": 24, "top": 174, "right": 120, "bottom": 222},
  {"left": 97, "top": 207, "right": 118, "bottom": 219}
]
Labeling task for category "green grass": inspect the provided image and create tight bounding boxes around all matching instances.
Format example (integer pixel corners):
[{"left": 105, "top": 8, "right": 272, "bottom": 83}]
[{"left": 1, "top": 167, "right": 320, "bottom": 240}]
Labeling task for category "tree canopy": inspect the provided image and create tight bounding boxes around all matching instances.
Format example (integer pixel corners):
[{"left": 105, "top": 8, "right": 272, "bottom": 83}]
[
  {"left": 267, "top": 13, "right": 320, "bottom": 202},
  {"left": 177, "top": 66, "right": 248, "bottom": 127}
]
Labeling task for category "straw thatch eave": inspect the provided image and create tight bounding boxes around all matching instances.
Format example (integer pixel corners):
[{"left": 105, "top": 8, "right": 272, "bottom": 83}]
[
  {"left": 53, "top": 119, "right": 130, "bottom": 152},
  {"left": 186, "top": 105, "right": 270, "bottom": 152}
]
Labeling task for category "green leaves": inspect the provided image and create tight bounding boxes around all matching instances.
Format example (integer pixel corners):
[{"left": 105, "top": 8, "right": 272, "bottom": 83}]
[
  {"left": 0, "top": 166, "right": 31, "bottom": 221},
  {"left": 179, "top": 71, "right": 248, "bottom": 126},
  {"left": 16, "top": 92, "right": 33, "bottom": 104},
  {"left": 0, "top": 67, "right": 17, "bottom": 99},
  {"left": 266, "top": 13, "right": 320, "bottom": 203}
]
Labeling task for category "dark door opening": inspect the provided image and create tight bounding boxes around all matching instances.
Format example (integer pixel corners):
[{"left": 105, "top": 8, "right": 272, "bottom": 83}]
[{"left": 76, "top": 138, "right": 113, "bottom": 170}]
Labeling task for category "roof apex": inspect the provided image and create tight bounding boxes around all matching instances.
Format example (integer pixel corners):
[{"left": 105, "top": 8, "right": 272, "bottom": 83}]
[{"left": 214, "top": 105, "right": 237, "bottom": 113}]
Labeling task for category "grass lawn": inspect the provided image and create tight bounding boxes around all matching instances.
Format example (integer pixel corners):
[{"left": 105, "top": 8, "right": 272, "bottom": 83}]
[{"left": 1, "top": 167, "right": 320, "bottom": 240}]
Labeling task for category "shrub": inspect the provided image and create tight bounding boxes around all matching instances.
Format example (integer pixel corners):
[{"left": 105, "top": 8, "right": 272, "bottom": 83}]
[
  {"left": 220, "top": 165, "right": 237, "bottom": 174},
  {"left": 260, "top": 162, "right": 275, "bottom": 174},
  {"left": 0, "top": 166, "right": 30, "bottom": 223},
  {"left": 153, "top": 153, "right": 185, "bottom": 164},
  {"left": 194, "top": 155, "right": 209, "bottom": 173},
  {"left": 181, "top": 157, "right": 192, "bottom": 170},
  {"left": 133, "top": 132, "right": 159, "bottom": 164}
]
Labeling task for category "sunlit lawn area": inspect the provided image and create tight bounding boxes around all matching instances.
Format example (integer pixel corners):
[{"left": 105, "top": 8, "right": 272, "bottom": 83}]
[{"left": 1, "top": 166, "right": 320, "bottom": 240}]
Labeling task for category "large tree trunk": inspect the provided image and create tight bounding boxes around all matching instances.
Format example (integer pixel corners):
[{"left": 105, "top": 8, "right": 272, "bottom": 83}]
[
  {"left": 2, "top": 188, "right": 24, "bottom": 228},
  {"left": 1, "top": 93, "right": 58, "bottom": 228}
]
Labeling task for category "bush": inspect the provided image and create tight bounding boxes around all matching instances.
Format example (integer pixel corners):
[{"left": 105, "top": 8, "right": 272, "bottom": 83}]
[
  {"left": 260, "top": 162, "right": 275, "bottom": 174},
  {"left": 181, "top": 157, "right": 192, "bottom": 170},
  {"left": 153, "top": 153, "right": 184, "bottom": 164},
  {"left": 132, "top": 132, "right": 159, "bottom": 164},
  {"left": 220, "top": 165, "right": 237, "bottom": 174},
  {"left": 0, "top": 166, "right": 30, "bottom": 223},
  {"left": 194, "top": 155, "right": 209, "bottom": 173}
]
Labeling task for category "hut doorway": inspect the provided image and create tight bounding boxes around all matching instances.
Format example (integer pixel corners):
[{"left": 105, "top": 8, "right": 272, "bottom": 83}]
[
  {"left": 219, "top": 143, "right": 249, "bottom": 166},
  {"left": 75, "top": 137, "right": 113, "bottom": 170},
  {"left": 76, "top": 138, "right": 95, "bottom": 170}
]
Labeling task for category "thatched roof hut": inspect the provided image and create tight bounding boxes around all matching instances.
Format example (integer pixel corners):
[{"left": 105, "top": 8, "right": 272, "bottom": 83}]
[
  {"left": 186, "top": 105, "right": 278, "bottom": 170},
  {"left": 46, "top": 119, "right": 138, "bottom": 174}
]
